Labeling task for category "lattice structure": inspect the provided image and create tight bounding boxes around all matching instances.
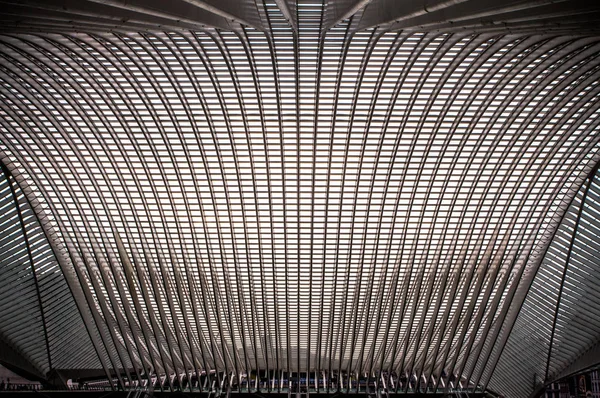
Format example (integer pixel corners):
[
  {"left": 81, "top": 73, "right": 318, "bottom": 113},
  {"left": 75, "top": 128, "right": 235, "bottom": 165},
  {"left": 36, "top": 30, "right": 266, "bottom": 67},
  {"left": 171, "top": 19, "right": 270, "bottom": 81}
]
[{"left": 0, "top": 1, "right": 599, "bottom": 396}]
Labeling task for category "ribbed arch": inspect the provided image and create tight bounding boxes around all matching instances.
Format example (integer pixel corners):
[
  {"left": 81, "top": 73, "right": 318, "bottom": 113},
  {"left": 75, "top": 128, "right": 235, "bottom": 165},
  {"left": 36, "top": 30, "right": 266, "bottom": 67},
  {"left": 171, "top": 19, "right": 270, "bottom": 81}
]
[
  {"left": 0, "top": 158, "right": 104, "bottom": 376},
  {"left": 488, "top": 163, "right": 600, "bottom": 397},
  {"left": 0, "top": 1, "right": 600, "bottom": 396}
]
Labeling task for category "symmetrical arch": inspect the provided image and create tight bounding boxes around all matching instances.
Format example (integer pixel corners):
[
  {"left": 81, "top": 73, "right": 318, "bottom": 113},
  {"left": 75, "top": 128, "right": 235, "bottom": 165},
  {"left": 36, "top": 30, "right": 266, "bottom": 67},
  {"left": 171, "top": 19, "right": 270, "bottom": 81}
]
[{"left": 1, "top": 1, "right": 600, "bottom": 396}]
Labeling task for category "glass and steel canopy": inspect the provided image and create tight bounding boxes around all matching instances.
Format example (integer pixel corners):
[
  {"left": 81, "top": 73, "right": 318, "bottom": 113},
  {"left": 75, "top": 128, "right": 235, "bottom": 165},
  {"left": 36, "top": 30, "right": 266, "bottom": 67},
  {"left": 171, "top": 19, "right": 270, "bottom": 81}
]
[{"left": 0, "top": 1, "right": 599, "bottom": 396}]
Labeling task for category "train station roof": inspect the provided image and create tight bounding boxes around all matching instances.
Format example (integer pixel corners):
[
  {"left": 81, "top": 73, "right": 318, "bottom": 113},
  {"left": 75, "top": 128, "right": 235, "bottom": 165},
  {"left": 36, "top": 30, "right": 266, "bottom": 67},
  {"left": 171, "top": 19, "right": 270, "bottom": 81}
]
[{"left": 1, "top": 1, "right": 600, "bottom": 396}]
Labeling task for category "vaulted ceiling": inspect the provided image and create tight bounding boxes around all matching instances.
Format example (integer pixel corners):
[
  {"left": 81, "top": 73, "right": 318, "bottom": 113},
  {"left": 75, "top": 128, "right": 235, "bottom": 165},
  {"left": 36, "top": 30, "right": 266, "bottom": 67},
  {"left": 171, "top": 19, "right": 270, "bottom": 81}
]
[{"left": 1, "top": 1, "right": 599, "bottom": 397}]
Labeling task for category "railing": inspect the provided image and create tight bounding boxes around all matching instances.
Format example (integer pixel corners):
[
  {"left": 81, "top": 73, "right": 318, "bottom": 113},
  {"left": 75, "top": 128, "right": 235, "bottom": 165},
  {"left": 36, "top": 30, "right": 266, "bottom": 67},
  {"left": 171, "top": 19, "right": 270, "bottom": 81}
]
[
  {"left": 0, "top": 374, "right": 487, "bottom": 396},
  {"left": 0, "top": 384, "right": 42, "bottom": 391}
]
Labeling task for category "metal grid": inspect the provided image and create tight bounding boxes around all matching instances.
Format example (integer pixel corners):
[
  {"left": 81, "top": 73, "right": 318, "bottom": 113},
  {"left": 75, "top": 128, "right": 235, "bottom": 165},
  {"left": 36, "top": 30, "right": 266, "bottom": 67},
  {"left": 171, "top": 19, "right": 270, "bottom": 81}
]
[
  {"left": 0, "top": 163, "right": 101, "bottom": 375},
  {"left": 0, "top": 0, "right": 599, "bottom": 396},
  {"left": 485, "top": 165, "right": 600, "bottom": 397}
]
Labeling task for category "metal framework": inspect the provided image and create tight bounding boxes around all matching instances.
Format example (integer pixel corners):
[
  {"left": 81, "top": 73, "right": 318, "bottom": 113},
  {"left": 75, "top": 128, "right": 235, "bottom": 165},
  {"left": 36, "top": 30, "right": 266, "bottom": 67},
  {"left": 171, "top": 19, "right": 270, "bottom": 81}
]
[{"left": 0, "top": 1, "right": 600, "bottom": 396}]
